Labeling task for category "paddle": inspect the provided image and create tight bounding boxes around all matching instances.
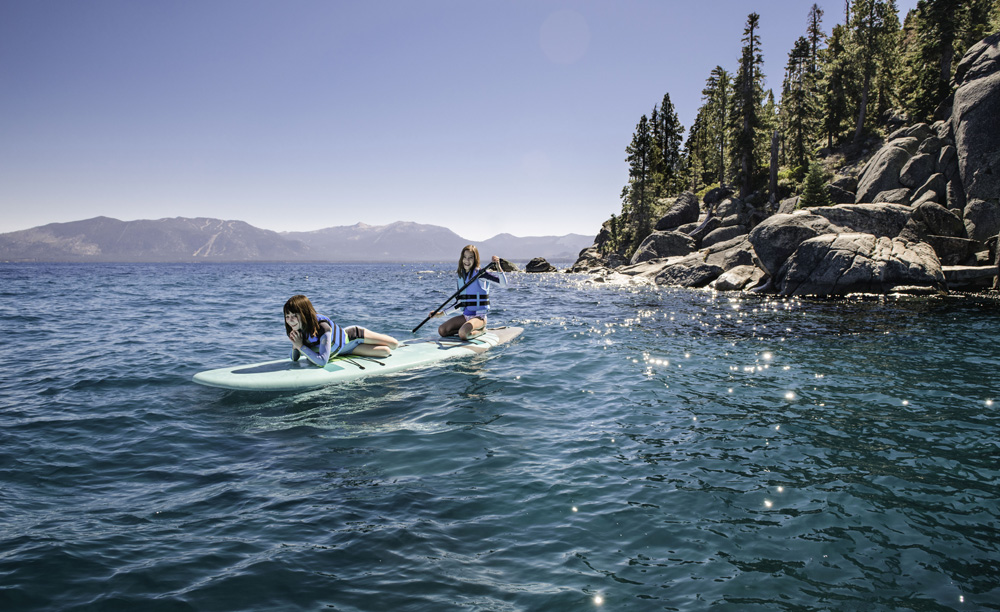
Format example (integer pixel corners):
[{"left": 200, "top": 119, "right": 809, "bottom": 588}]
[{"left": 412, "top": 262, "right": 497, "bottom": 333}]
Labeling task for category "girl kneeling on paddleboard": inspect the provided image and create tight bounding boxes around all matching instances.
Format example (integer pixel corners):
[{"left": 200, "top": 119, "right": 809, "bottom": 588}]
[
  {"left": 284, "top": 294, "right": 399, "bottom": 366},
  {"left": 431, "top": 245, "right": 508, "bottom": 340}
]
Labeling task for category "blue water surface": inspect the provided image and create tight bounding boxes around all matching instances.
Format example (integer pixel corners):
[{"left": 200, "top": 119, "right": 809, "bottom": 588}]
[{"left": 0, "top": 263, "right": 998, "bottom": 611}]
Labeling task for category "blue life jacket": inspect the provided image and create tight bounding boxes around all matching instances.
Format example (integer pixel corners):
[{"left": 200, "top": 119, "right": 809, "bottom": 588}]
[
  {"left": 305, "top": 314, "right": 349, "bottom": 356},
  {"left": 455, "top": 269, "right": 496, "bottom": 317}
]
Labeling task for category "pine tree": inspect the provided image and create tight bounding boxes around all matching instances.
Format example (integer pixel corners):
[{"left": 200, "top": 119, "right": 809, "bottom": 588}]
[
  {"left": 759, "top": 89, "right": 780, "bottom": 182},
  {"left": 651, "top": 93, "right": 684, "bottom": 196},
  {"left": 781, "top": 37, "right": 813, "bottom": 172},
  {"left": 621, "top": 115, "right": 656, "bottom": 254},
  {"left": 732, "top": 13, "right": 765, "bottom": 198},
  {"left": 801, "top": 159, "right": 832, "bottom": 207},
  {"left": 820, "top": 23, "right": 854, "bottom": 147},
  {"left": 803, "top": 5, "right": 827, "bottom": 150},
  {"left": 701, "top": 67, "right": 732, "bottom": 187},
  {"left": 848, "top": 0, "right": 900, "bottom": 143},
  {"left": 871, "top": 1, "right": 902, "bottom": 124},
  {"left": 682, "top": 109, "right": 712, "bottom": 193},
  {"left": 807, "top": 4, "right": 826, "bottom": 74},
  {"left": 901, "top": 0, "right": 997, "bottom": 120}
]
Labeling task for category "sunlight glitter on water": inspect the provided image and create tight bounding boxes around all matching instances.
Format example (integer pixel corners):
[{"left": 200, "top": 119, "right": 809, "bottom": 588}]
[{"left": 3, "top": 264, "right": 999, "bottom": 611}]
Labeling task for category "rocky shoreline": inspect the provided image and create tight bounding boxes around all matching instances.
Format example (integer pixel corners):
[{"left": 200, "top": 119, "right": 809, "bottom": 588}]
[{"left": 551, "top": 32, "right": 1000, "bottom": 297}]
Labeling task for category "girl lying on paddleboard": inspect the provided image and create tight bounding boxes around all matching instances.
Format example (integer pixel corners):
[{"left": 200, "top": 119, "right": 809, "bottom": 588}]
[
  {"left": 430, "top": 245, "right": 508, "bottom": 340},
  {"left": 283, "top": 294, "right": 399, "bottom": 366}
]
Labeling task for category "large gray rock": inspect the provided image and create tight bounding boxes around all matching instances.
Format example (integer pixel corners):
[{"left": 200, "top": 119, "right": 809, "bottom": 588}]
[
  {"left": 777, "top": 233, "right": 945, "bottom": 296},
  {"left": 748, "top": 212, "right": 839, "bottom": 276},
  {"left": 899, "top": 153, "right": 937, "bottom": 188},
  {"left": 676, "top": 221, "right": 701, "bottom": 234},
  {"left": 996, "top": 244, "right": 1000, "bottom": 291},
  {"left": 901, "top": 124, "right": 936, "bottom": 143},
  {"left": 943, "top": 265, "right": 998, "bottom": 290},
  {"left": 653, "top": 192, "right": 701, "bottom": 231},
  {"left": 937, "top": 145, "right": 958, "bottom": 179},
  {"left": 911, "top": 201, "right": 966, "bottom": 237},
  {"left": 630, "top": 231, "right": 697, "bottom": 264},
  {"left": 916, "top": 136, "right": 945, "bottom": 158},
  {"left": 964, "top": 199, "right": 1000, "bottom": 244},
  {"left": 716, "top": 198, "right": 741, "bottom": 218},
  {"left": 778, "top": 196, "right": 800, "bottom": 213},
  {"left": 702, "top": 225, "right": 748, "bottom": 248},
  {"left": 911, "top": 173, "right": 948, "bottom": 205},
  {"left": 828, "top": 185, "right": 857, "bottom": 204},
  {"left": 654, "top": 261, "right": 724, "bottom": 288},
  {"left": 703, "top": 235, "right": 755, "bottom": 270},
  {"left": 703, "top": 186, "right": 734, "bottom": 209},
  {"left": 809, "top": 203, "right": 913, "bottom": 237},
  {"left": 633, "top": 234, "right": 755, "bottom": 289},
  {"left": 921, "top": 235, "right": 979, "bottom": 265},
  {"left": 570, "top": 246, "right": 621, "bottom": 273},
  {"left": 711, "top": 265, "right": 766, "bottom": 291},
  {"left": 855, "top": 145, "right": 910, "bottom": 203},
  {"left": 911, "top": 191, "right": 941, "bottom": 208},
  {"left": 830, "top": 175, "right": 859, "bottom": 192},
  {"left": 952, "top": 32, "right": 1000, "bottom": 205},
  {"left": 748, "top": 203, "right": 960, "bottom": 296},
  {"left": 874, "top": 188, "right": 912, "bottom": 204},
  {"left": 933, "top": 119, "right": 953, "bottom": 140},
  {"left": 687, "top": 215, "right": 722, "bottom": 240},
  {"left": 525, "top": 257, "right": 557, "bottom": 273}
]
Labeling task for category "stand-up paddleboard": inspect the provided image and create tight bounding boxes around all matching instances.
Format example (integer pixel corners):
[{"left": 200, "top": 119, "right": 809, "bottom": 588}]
[{"left": 193, "top": 327, "right": 524, "bottom": 391}]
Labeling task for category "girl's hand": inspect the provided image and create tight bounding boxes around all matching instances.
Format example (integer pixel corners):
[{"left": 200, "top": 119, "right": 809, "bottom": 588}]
[
  {"left": 430, "top": 310, "right": 442, "bottom": 318},
  {"left": 289, "top": 329, "right": 304, "bottom": 349}
]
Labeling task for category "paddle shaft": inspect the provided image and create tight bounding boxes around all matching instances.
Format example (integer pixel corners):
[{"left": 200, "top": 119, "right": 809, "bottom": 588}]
[{"left": 412, "top": 262, "right": 496, "bottom": 333}]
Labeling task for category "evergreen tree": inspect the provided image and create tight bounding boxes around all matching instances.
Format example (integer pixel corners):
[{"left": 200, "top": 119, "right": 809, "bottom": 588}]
[
  {"left": 848, "top": 0, "right": 900, "bottom": 142},
  {"left": 801, "top": 159, "right": 832, "bottom": 206},
  {"left": 820, "top": 23, "right": 854, "bottom": 147},
  {"left": 901, "top": 0, "right": 997, "bottom": 120},
  {"left": 603, "top": 213, "right": 623, "bottom": 255},
  {"left": 701, "top": 67, "right": 732, "bottom": 187},
  {"left": 872, "top": 0, "right": 902, "bottom": 123},
  {"left": 682, "top": 109, "right": 713, "bottom": 193},
  {"left": 621, "top": 115, "right": 656, "bottom": 254},
  {"left": 807, "top": 4, "right": 826, "bottom": 74},
  {"left": 759, "top": 89, "right": 780, "bottom": 182},
  {"left": 651, "top": 93, "right": 685, "bottom": 197},
  {"left": 803, "top": 5, "right": 828, "bottom": 150},
  {"left": 781, "top": 37, "right": 814, "bottom": 171},
  {"left": 648, "top": 104, "right": 666, "bottom": 199},
  {"left": 732, "top": 13, "right": 765, "bottom": 198}
]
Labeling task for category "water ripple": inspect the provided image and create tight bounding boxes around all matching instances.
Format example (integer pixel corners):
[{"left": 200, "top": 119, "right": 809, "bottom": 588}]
[{"left": 0, "top": 263, "right": 998, "bottom": 610}]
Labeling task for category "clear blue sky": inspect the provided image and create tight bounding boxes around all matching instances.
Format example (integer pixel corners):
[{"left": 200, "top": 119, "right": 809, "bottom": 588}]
[{"left": 0, "top": 0, "right": 917, "bottom": 241}]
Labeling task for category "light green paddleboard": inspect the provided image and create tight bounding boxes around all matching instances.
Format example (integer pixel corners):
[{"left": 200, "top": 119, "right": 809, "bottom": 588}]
[{"left": 193, "top": 327, "right": 524, "bottom": 391}]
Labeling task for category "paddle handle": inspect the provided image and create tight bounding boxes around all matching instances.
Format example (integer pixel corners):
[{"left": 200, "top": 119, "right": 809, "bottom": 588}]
[{"left": 412, "top": 262, "right": 497, "bottom": 333}]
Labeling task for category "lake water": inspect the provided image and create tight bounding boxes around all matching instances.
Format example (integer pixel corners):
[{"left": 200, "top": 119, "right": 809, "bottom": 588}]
[{"left": 1, "top": 263, "right": 998, "bottom": 611}]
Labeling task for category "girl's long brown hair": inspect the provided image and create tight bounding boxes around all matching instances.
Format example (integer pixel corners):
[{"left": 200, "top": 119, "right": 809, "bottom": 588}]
[
  {"left": 283, "top": 294, "right": 321, "bottom": 338},
  {"left": 456, "top": 244, "right": 480, "bottom": 277}
]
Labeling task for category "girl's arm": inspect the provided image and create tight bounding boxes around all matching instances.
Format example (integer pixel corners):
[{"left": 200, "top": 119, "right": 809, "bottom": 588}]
[
  {"left": 483, "top": 256, "right": 508, "bottom": 288},
  {"left": 481, "top": 268, "right": 508, "bottom": 288},
  {"left": 290, "top": 329, "right": 334, "bottom": 366}
]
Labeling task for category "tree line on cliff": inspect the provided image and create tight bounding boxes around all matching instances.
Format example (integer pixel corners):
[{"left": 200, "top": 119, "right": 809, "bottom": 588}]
[{"left": 607, "top": 0, "right": 1000, "bottom": 260}]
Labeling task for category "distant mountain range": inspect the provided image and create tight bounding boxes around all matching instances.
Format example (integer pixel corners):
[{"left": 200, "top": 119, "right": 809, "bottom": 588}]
[{"left": 0, "top": 217, "right": 594, "bottom": 263}]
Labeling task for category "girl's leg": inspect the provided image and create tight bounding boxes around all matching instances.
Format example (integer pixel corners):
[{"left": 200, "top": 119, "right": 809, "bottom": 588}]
[
  {"left": 438, "top": 315, "right": 465, "bottom": 337},
  {"left": 362, "top": 329, "right": 399, "bottom": 349},
  {"left": 349, "top": 344, "right": 392, "bottom": 357},
  {"left": 342, "top": 326, "right": 398, "bottom": 357},
  {"left": 458, "top": 317, "right": 486, "bottom": 340}
]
